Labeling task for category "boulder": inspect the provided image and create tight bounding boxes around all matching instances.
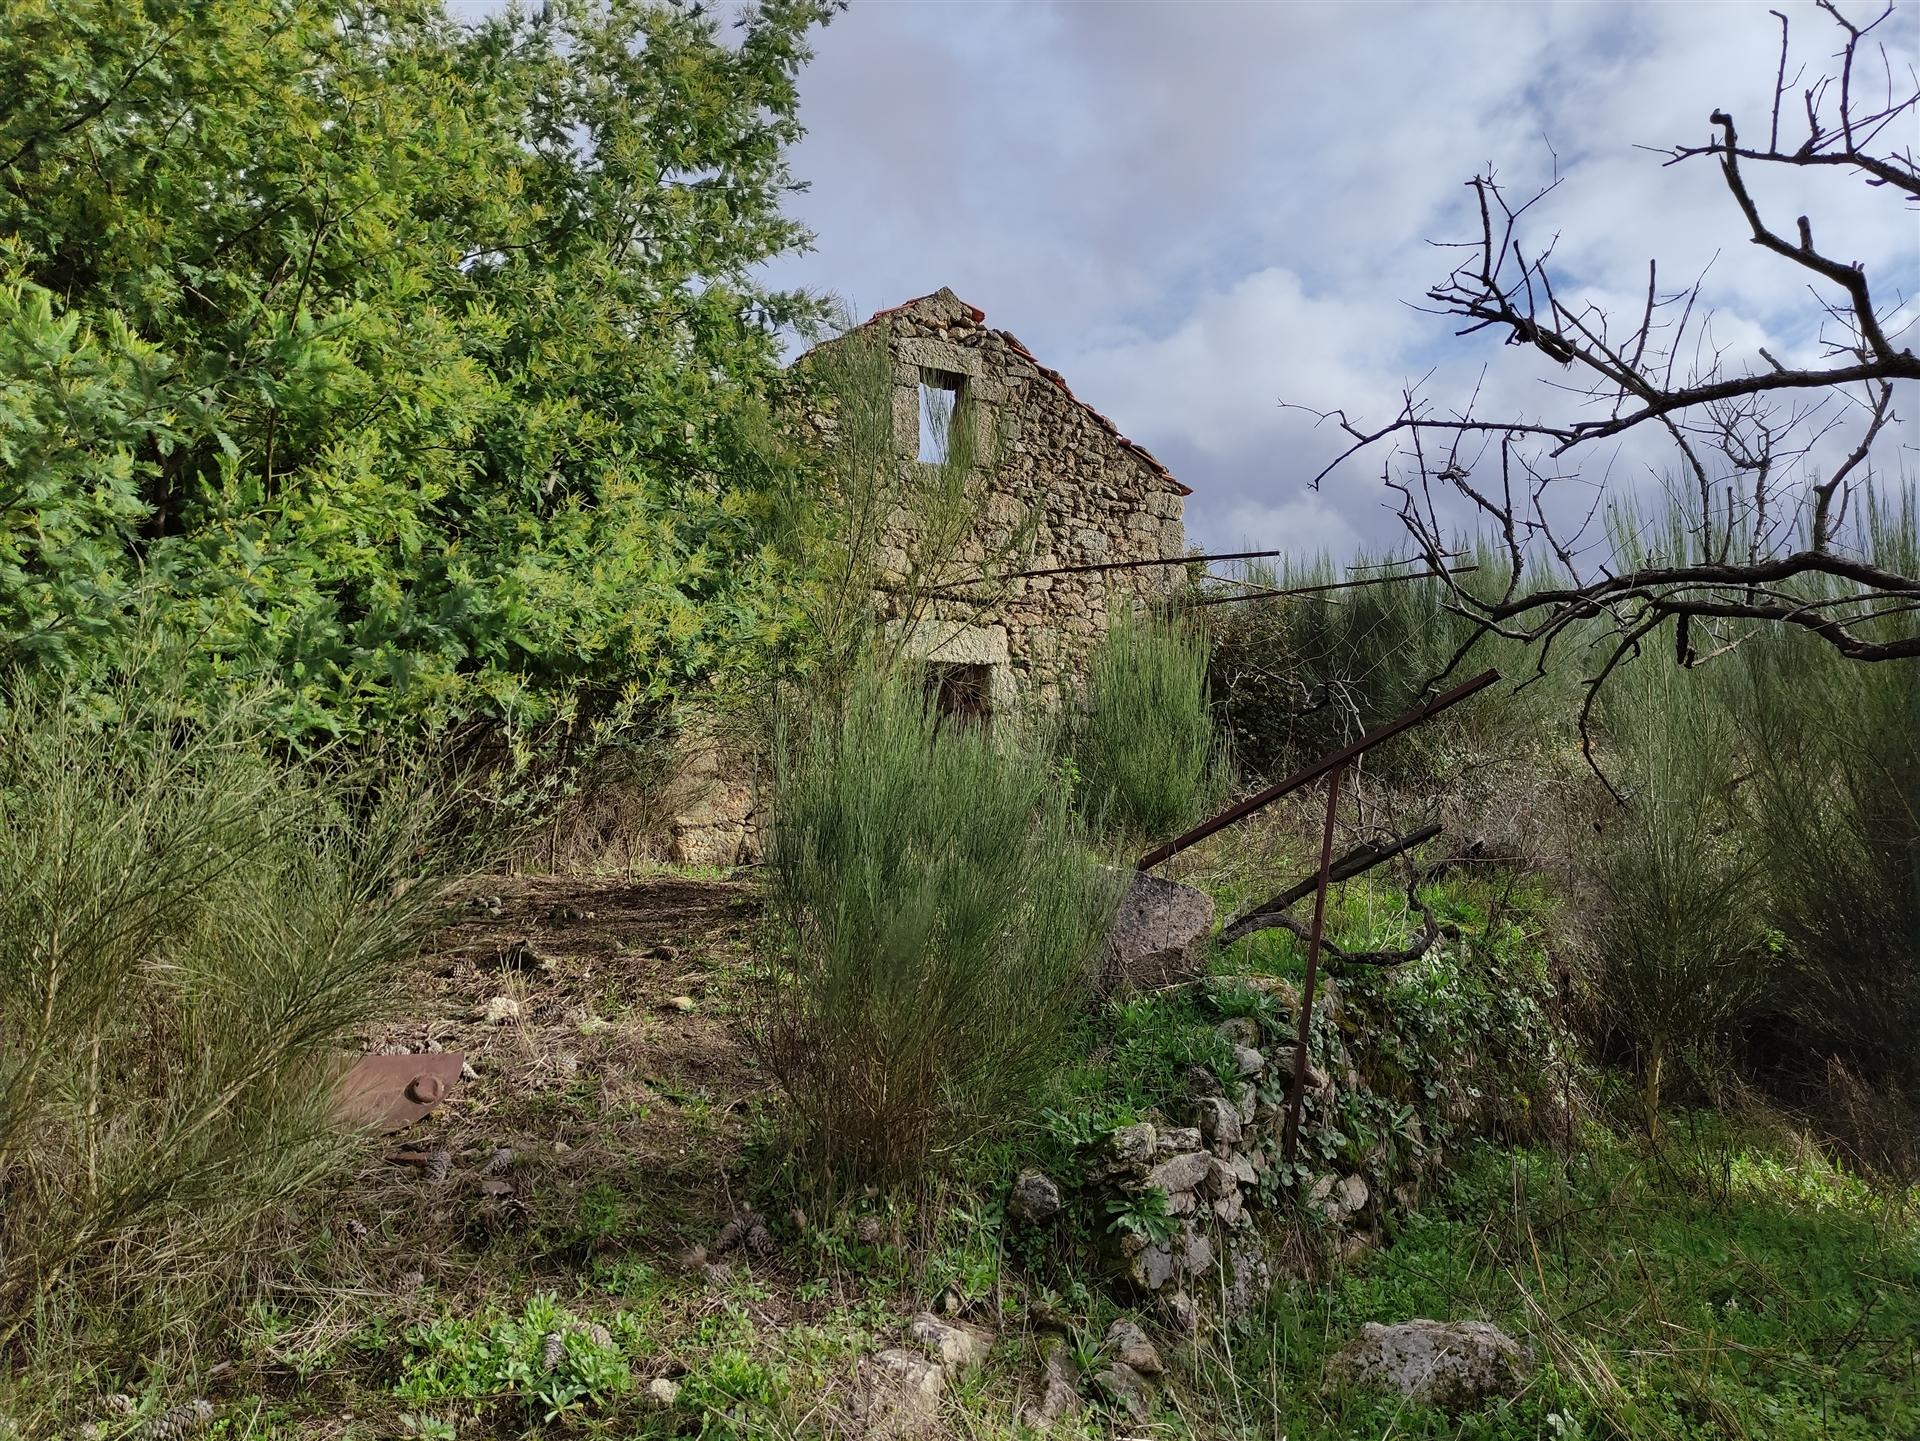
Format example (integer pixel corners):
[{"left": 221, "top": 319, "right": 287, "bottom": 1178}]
[
  {"left": 1099, "top": 871, "right": 1216, "bottom": 992},
  {"left": 1326, "top": 1319, "right": 1535, "bottom": 1410}
]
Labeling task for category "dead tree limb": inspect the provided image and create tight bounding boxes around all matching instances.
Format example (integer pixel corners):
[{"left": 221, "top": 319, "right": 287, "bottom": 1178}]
[{"left": 1293, "top": 1, "right": 1920, "bottom": 717}]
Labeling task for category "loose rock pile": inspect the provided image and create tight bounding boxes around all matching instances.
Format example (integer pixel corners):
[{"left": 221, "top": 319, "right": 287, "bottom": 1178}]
[{"left": 1068, "top": 977, "right": 1395, "bottom": 1320}]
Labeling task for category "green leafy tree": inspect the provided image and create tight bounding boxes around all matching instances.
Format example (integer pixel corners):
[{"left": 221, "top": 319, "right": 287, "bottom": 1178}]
[{"left": 0, "top": 0, "right": 834, "bottom": 740}]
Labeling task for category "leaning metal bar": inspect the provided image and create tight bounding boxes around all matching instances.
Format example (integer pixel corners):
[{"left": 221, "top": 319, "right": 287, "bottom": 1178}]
[
  {"left": 923, "top": 547, "right": 1289, "bottom": 595},
  {"left": 1189, "top": 564, "right": 1480, "bottom": 608},
  {"left": 1281, "top": 763, "right": 1345, "bottom": 1164},
  {"left": 1135, "top": 668, "right": 1501, "bottom": 870}
]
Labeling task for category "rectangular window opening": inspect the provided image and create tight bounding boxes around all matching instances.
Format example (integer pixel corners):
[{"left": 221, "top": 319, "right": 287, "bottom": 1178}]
[
  {"left": 925, "top": 661, "right": 992, "bottom": 728},
  {"left": 917, "top": 369, "right": 964, "bottom": 464}
]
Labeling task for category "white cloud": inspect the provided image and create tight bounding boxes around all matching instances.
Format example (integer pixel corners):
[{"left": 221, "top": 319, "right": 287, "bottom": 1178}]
[{"left": 765, "top": 0, "right": 1920, "bottom": 554}]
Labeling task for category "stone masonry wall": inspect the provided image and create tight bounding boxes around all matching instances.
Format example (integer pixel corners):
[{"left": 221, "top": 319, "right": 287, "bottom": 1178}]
[{"left": 853, "top": 288, "right": 1190, "bottom": 707}]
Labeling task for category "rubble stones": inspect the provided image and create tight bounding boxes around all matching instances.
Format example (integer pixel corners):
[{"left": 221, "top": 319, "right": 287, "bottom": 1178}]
[
  {"left": 1327, "top": 1319, "right": 1535, "bottom": 1410},
  {"left": 1157, "top": 1289, "right": 1200, "bottom": 1338},
  {"left": 1023, "top": 1338, "right": 1084, "bottom": 1428},
  {"left": 1335, "top": 1173, "right": 1371, "bottom": 1218},
  {"left": 1146, "top": 1148, "right": 1212, "bottom": 1196},
  {"left": 1104, "top": 1320, "right": 1163, "bottom": 1375},
  {"left": 1092, "top": 1362, "right": 1154, "bottom": 1423},
  {"left": 1127, "top": 1243, "right": 1176, "bottom": 1290},
  {"left": 1154, "top": 1126, "right": 1201, "bottom": 1155},
  {"left": 908, "top": 1313, "right": 993, "bottom": 1372},
  {"left": 857, "top": 1348, "right": 946, "bottom": 1435},
  {"left": 1108, "top": 1122, "right": 1156, "bottom": 1170},
  {"left": 1178, "top": 1226, "right": 1214, "bottom": 1276},
  {"left": 1195, "top": 1096, "right": 1242, "bottom": 1147},
  {"left": 1217, "top": 1017, "right": 1260, "bottom": 1048},
  {"left": 1225, "top": 1240, "right": 1272, "bottom": 1320},
  {"left": 1185, "top": 1063, "right": 1224, "bottom": 1097},
  {"left": 1007, "top": 1169, "right": 1064, "bottom": 1222}
]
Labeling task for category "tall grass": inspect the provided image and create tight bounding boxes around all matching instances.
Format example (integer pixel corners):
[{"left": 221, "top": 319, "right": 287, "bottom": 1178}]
[
  {"left": 761, "top": 664, "right": 1120, "bottom": 1184},
  {"left": 0, "top": 675, "right": 451, "bottom": 1374},
  {"left": 1593, "top": 655, "right": 1764, "bottom": 1126},
  {"left": 1065, "top": 610, "right": 1223, "bottom": 847},
  {"left": 1734, "top": 494, "right": 1920, "bottom": 1096},
  {"left": 1200, "top": 499, "right": 1918, "bottom": 1138},
  {"left": 1204, "top": 547, "right": 1577, "bottom": 781}
]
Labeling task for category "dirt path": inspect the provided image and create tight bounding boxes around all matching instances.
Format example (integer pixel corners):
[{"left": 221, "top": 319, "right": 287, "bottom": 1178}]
[{"left": 341, "top": 872, "right": 769, "bottom": 1297}]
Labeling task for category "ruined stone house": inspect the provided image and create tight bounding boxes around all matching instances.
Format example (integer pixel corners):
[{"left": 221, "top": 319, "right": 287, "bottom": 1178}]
[
  {"left": 829, "top": 287, "right": 1192, "bottom": 718},
  {"left": 663, "top": 287, "right": 1191, "bottom": 863}
]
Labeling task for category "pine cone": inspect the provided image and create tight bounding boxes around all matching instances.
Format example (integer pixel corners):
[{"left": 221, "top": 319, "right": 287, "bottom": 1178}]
[
  {"left": 584, "top": 1322, "right": 613, "bottom": 1349},
  {"left": 540, "top": 1330, "right": 567, "bottom": 1372},
  {"left": 425, "top": 1149, "right": 452, "bottom": 1184},
  {"left": 137, "top": 1402, "right": 213, "bottom": 1441}
]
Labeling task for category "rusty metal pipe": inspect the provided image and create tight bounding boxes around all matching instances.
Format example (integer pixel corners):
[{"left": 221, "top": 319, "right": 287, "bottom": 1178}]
[{"left": 1136, "top": 668, "right": 1500, "bottom": 870}]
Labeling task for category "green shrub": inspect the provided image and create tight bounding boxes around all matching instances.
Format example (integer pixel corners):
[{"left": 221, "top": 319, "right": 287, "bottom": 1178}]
[
  {"left": 761, "top": 664, "right": 1120, "bottom": 1184},
  {"left": 0, "top": 672, "right": 451, "bottom": 1367},
  {"left": 1593, "top": 654, "right": 1765, "bottom": 1126},
  {"left": 0, "top": 0, "right": 832, "bottom": 740},
  {"left": 1735, "top": 497, "right": 1920, "bottom": 1093},
  {"left": 396, "top": 1294, "right": 638, "bottom": 1423},
  {"left": 1204, "top": 548, "right": 1575, "bottom": 781},
  {"left": 1066, "top": 610, "right": 1223, "bottom": 846}
]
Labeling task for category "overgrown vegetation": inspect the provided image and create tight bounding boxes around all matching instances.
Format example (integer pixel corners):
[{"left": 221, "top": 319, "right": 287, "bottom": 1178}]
[
  {"left": 1205, "top": 550, "right": 1576, "bottom": 781},
  {"left": 1204, "top": 502, "right": 1919, "bottom": 1162},
  {"left": 3, "top": 3, "right": 1916, "bottom": 1437},
  {"left": 1065, "top": 611, "right": 1222, "bottom": 846},
  {"left": 761, "top": 663, "right": 1119, "bottom": 1185},
  {"left": 1188, "top": 1128, "right": 1919, "bottom": 1441},
  {"left": 0, "top": 0, "right": 833, "bottom": 743},
  {"left": 0, "top": 670, "right": 449, "bottom": 1390}
]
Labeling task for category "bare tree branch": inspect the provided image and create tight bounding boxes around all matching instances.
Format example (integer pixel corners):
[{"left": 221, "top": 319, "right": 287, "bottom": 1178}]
[{"left": 1293, "top": 0, "right": 1919, "bottom": 693}]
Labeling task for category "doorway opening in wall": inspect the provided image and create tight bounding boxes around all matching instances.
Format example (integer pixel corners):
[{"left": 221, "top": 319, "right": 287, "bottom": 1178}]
[
  {"left": 925, "top": 661, "right": 992, "bottom": 728},
  {"left": 917, "top": 369, "right": 964, "bottom": 464}
]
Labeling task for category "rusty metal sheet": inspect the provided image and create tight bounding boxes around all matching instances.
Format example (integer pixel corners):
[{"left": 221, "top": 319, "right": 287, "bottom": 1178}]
[{"left": 336, "top": 1051, "right": 465, "bottom": 1133}]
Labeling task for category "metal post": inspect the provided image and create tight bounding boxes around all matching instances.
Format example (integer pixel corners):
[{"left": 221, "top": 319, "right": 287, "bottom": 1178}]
[{"left": 1281, "top": 762, "right": 1345, "bottom": 1165}]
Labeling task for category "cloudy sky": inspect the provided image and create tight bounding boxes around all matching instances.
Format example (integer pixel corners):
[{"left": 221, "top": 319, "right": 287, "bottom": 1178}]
[{"left": 759, "top": 0, "right": 1920, "bottom": 559}]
